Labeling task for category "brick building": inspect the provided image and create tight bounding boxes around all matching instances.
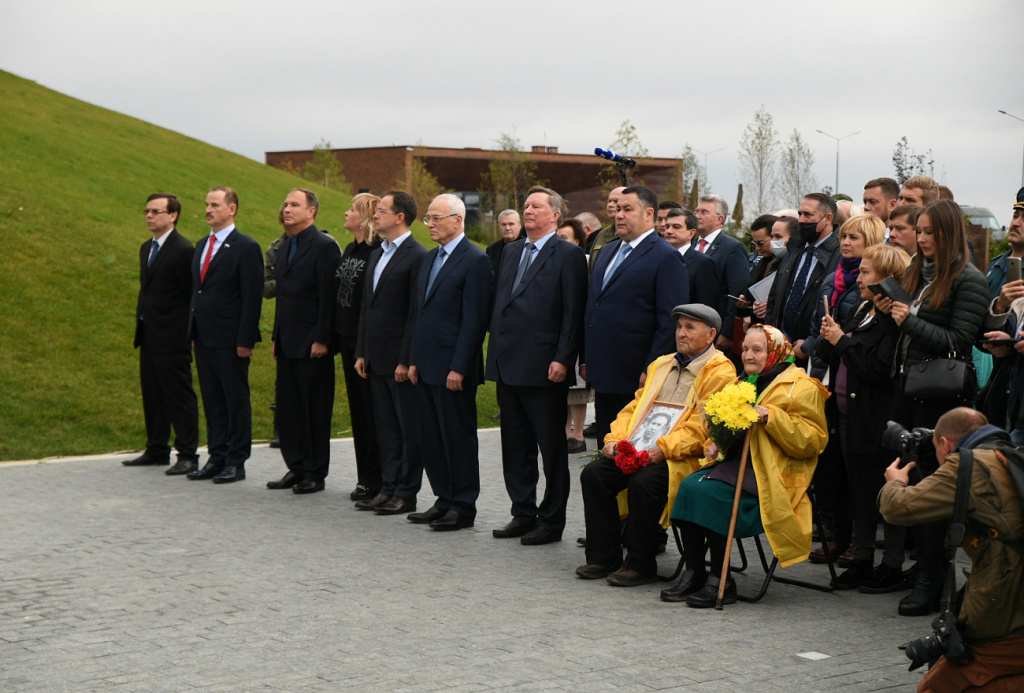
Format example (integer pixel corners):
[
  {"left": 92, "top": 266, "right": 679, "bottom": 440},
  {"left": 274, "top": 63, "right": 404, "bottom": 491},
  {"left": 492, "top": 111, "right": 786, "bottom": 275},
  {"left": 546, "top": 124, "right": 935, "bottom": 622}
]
[{"left": 265, "top": 144, "right": 681, "bottom": 227}]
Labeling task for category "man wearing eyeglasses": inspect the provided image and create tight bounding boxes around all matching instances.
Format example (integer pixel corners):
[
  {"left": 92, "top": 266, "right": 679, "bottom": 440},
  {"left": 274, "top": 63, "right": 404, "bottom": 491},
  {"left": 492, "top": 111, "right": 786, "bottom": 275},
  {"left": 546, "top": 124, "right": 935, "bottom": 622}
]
[
  {"left": 126, "top": 193, "right": 201, "bottom": 475},
  {"left": 407, "top": 194, "right": 493, "bottom": 531}
]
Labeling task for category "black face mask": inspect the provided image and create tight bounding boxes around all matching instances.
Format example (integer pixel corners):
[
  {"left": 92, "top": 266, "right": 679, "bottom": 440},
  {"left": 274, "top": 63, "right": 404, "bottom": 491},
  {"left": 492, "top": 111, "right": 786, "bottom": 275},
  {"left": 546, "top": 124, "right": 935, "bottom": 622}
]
[{"left": 798, "top": 221, "right": 820, "bottom": 244}]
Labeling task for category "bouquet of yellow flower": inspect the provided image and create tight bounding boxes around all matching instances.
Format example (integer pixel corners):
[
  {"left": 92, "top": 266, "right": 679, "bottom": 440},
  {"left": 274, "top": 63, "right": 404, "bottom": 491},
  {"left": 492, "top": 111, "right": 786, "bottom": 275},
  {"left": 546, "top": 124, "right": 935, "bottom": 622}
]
[{"left": 701, "top": 381, "right": 759, "bottom": 462}]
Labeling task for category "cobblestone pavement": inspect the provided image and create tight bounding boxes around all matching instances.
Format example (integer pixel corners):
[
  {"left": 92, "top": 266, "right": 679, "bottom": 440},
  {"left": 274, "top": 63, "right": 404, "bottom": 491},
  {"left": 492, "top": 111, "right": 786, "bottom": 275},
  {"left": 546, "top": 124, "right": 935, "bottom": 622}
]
[{"left": 2, "top": 431, "right": 933, "bottom": 692}]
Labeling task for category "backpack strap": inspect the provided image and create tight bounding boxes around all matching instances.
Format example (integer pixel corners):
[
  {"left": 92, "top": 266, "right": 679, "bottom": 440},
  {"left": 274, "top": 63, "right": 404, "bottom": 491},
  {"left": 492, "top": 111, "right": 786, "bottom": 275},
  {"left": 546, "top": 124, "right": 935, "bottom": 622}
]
[{"left": 941, "top": 449, "right": 975, "bottom": 611}]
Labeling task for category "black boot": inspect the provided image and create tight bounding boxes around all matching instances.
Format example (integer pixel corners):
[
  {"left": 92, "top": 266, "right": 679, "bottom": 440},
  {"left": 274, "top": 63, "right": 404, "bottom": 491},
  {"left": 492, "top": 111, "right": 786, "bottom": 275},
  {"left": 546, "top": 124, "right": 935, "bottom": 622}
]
[{"left": 898, "top": 565, "right": 944, "bottom": 616}]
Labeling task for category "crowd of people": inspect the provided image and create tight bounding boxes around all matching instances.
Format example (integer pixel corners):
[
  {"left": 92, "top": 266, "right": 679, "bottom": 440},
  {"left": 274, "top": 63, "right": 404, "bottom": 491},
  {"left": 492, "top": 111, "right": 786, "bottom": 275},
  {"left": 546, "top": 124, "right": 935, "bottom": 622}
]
[{"left": 127, "top": 176, "right": 1024, "bottom": 692}]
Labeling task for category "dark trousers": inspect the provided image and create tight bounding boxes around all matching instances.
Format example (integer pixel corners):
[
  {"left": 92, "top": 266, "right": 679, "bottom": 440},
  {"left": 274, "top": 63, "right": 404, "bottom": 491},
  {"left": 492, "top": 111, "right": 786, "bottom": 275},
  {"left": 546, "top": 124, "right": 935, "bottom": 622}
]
[
  {"left": 581, "top": 457, "right": 668, "bottom": 576},
  {"left": 195, "top": 346, "right": 252, "bottom": 468},
  {"left": 139, "top": 344, "right": 199, "bottom": 459},
  {"left": 593, "top": 391, "right": 634, "bottom": 449},
  {"left": 276, "top": 352, "right": 335, "bottom": 481},
  {"left": 417, "top": 382, "right": 480, "bottom": 518},
  {"left": 498, "top": 382, "right": 570, "bottom": 532},
  {"left": 369, "top": 372, "right": 422, "bottom": 501},
  {"left": 678, "top": 520, "right": 729, "bottom": 578},
  {"left": 812, "top": 415, "right": 850, "bottom": 542},
  {"left": 338, "top": 335, "right": 379, "bottom": 490}
]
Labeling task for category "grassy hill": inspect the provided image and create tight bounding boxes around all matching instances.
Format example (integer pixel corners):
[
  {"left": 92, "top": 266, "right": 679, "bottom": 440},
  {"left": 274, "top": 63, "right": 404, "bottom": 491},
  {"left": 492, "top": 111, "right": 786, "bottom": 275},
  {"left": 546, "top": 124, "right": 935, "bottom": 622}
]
[{"left": 0, "top": 70, "right": 498, "bottom": 462}]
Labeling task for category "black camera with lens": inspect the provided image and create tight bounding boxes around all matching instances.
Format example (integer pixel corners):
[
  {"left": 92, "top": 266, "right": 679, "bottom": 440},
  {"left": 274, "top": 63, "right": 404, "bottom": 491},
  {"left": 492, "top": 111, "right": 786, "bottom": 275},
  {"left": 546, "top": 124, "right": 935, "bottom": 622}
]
[
  {"left": 881, "top": 421, "right": 936, "bottom": 478},
  {"left": 900, "top": 609, "right": 973, "bottom": 671}
]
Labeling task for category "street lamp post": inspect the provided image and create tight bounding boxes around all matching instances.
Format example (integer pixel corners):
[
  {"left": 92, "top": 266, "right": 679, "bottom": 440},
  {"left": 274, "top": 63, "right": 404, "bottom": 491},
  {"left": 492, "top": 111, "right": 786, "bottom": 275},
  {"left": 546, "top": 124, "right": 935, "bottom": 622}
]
[
  {"left": 998, "top": 110, "right": 1024, "bottom": 188},
  {"left": 692, "top": 146, "right": 725, "bottom": 191},
  {"left": 815, "top": 129, "right": 861, "bottom": 195}
]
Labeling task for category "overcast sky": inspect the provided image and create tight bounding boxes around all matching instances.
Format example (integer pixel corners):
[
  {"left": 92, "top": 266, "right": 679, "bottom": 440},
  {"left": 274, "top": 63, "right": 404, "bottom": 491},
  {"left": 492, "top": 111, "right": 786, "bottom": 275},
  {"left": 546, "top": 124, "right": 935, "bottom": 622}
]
[{"left": 3, "top": 0, "right": 1023, "bottom": 224}]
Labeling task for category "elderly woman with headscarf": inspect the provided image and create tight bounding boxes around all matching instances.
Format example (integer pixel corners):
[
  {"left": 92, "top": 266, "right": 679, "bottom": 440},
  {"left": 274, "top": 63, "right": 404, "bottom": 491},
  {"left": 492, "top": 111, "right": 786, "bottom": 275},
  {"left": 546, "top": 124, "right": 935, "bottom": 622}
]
[{"left": 661, "top": 325, "right": 828, "bottom": 607}]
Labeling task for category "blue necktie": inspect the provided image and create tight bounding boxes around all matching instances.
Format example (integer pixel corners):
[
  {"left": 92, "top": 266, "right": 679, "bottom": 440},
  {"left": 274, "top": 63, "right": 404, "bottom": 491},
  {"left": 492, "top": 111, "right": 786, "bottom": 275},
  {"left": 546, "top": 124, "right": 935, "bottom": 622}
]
[
  {"left": 425, "top": 247, "right": 447, "bottom": 297},
  {"left": 510, "top": 242, "right": 535, "bottom": 295},
  {"left": 602, "top": 243, "right": 632, "bottom": 290},
  {"left": 147, "top": 240, "right": 159, "bottom": 268},
  {"left": 288, "top": 235, "right": 298, "bottom": 263},
  {"left": 782, "top": 246, "right": 816, "bottom": 337}
]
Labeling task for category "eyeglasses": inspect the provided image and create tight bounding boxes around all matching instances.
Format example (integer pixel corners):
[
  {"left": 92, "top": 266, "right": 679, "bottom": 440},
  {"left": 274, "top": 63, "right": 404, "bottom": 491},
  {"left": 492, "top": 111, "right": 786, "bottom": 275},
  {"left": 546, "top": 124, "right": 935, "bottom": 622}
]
[
  {"left": 376, "top": 208, "right": 395, "bottom": 216},
  {"left": 423, "top": 214, "right": 458, "bottom": 224},
  {"left": 751, "top": 239, "right": 768, "bottom": 247},
  {"left": 144, "top": 209, "right": 171, "bottom": 216}
]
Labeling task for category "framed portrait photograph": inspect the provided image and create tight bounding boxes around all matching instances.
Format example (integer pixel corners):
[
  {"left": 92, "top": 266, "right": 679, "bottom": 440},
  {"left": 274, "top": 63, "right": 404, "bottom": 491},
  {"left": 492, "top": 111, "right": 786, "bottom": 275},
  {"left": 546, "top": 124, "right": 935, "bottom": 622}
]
[{"left": 626, "top": 400, "right": 687, "bottom": 450}]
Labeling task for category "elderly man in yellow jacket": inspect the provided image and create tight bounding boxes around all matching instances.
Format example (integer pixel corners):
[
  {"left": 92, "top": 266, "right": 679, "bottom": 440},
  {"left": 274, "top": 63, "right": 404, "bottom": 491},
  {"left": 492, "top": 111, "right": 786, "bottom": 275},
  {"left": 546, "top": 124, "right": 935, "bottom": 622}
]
[{"left": 576, "top": 304, "right": 737, "bottom": 586}]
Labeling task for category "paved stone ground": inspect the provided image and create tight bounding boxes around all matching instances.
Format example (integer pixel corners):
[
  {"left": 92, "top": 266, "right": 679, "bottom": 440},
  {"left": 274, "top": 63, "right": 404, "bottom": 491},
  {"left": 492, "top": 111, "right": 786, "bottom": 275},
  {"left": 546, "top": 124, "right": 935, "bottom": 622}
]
[{"left": 1, "top": 430, "right": 937, "bottom": 692}]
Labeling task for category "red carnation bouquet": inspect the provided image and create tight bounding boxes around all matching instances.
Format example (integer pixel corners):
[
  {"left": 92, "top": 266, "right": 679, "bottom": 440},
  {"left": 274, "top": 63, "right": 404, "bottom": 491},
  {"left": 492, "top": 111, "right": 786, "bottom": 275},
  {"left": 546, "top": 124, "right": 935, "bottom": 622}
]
[{"left": 614, "top": 440, "right": 650, "bottom": 474}]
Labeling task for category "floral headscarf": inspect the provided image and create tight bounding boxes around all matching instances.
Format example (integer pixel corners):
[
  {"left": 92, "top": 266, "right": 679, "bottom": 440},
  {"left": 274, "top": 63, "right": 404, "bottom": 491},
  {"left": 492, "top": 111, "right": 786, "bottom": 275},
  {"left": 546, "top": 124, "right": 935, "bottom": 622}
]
[{"left": 744, "top": 324, "right": 794, "bottom": 391}]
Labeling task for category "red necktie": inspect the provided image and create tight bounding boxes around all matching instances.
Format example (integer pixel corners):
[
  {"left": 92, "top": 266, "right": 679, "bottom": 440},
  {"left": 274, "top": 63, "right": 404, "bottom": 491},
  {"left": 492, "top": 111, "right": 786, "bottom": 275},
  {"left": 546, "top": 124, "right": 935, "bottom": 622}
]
[
  {"left": 699, "top": 239, "right": 708, "bottom": 253},
  {"left": 200, "top": 235, "right": 215, "bottom": 282}
]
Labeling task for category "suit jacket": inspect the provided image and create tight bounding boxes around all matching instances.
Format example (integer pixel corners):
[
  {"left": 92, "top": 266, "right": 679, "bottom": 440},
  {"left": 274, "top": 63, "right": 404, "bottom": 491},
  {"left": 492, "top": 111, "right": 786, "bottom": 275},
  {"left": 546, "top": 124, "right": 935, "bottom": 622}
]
[
  {"left": 272, "top": 225, "right": 341, "bottom": 360},
  {"left": 764, "top": 230, "right": 841, "bottom": 342},
  {"left": 355, "top": 234, "right": 427, "bottom": 376},
  {"left": 583, "top": 232, "right": 689, "bottom": 394},
  {"left": 587, "top": 225, "right": 617, "bottom": 273},
  {"left": 700, "top": 231, "right": 750, "bottom": 339},
  {"left": 409, "top": 237, "right": 493, "bottom": 387},
  {"left": 188, "top": 227, "right": 264, "bottom": 350},
  {"left": 681, "top": 246, "right": 723, "bottom": 315},
  {"left": 135, "top": 228, "right": 194, "bottom": 353},
  {"left": 485, "top": 236, "right": 588, "bottom": 387}
]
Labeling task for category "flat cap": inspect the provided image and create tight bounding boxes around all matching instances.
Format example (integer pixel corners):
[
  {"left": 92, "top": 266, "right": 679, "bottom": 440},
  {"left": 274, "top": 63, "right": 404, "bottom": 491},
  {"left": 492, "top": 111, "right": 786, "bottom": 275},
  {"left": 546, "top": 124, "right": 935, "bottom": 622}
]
[{"left": 671, "top": 303, "right": 721, "bottom": 332}]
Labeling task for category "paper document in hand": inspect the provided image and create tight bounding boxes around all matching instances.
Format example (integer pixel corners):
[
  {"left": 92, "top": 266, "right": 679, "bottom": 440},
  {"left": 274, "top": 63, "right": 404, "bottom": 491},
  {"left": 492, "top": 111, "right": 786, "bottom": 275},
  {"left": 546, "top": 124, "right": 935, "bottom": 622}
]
[{"left": 748, "top": 273, "right": 775, "bottom": 304}]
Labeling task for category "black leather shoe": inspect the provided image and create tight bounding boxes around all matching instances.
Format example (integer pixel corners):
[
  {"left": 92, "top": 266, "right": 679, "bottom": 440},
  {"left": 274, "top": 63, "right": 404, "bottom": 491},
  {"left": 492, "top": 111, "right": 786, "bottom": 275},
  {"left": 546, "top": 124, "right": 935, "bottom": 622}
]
[
  {"left": 350, "top": 484, "right": 376, "bottom": 501},
  {"left": 408, "top": 506, "right": 446, "bottom": 524},
  {"left": 374, "top": 497, "right": 416, "bottom": 515},
  {"left": 899, "top": 567, "right": 943, "bottom": 616},
  {"left": 212, "top": 466, "right": 245, "bottom": 484},
  {"left": 293, "top": 477, "right": 325, "bottom": 494},
  {"left": 660, "top": 569, "right": 708, "bottom": 602},
  {"left": 123, "top": 453, "right": 169, "bottom": 466},
  {"left": 355, "top": 493, "right": 392, "bottom": 511},
  {"left": 492, "top": 519, "right": 536, "bottom": 539},
  {"left": 267, "top": 471, "right": 303, "bottom": 489},
  {"left": 686, "top": 575, "right": 736, "bottom": 608},
  {"left": 429, "top": 511, "right": 474, "bottom": 531},
  {"left": 831, "top": 560, "right": 873, "bottom": 590},
  {"left": 521, "top": 527, "right": 562, "bottom": 545},
  {"left": 187, "top": 462, "right": 223, "bottom": 480},
  {"left": 165, "top": 457, "right": 198, "bottom": 476}
]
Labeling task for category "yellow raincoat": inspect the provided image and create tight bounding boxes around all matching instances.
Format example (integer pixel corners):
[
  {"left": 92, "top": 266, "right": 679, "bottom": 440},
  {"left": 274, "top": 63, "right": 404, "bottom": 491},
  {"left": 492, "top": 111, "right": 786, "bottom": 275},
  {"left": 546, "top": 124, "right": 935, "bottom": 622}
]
[
  {"left": 739, "top": 364, "right": 829, "bottom": 568},
  {"left": 606, "top": 349, "right": 737, "bottom": 527}
]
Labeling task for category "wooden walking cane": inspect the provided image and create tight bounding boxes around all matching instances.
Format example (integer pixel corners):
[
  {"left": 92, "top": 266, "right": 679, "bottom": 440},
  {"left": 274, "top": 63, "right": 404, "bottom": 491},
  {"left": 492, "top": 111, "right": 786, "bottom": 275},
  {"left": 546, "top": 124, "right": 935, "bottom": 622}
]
[{"left": 716, "top": 427, "right": 754, "bottom": 610}]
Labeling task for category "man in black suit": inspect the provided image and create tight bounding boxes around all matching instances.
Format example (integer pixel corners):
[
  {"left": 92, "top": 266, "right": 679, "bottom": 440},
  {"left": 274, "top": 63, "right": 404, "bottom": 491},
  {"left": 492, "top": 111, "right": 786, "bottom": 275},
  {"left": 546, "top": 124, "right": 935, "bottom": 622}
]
[
  {"left": 486, "top": 185, "right": 588, "bottom": 545},
  {"left": 353, "top": 190, "right": 426, "bottom": 515},
  {"left": 693, "top": 195, "right": 749, "bottom": 360},
  {"left": 265, "top": 189, "right": 341, "bottom": 495},
  {"left": 187, "top": 186, "right": 263, "bottom": 484},
  {"left": 126, "top": 193, "right": 200, "bottom": 475},
  {"left": 407, "top": 194, "right": 493, "bottom": 531},
  {"left": 660, "top": 207, "right": 723, "bottom": 312},
  {"left": 582, "top": 185, "right": 689, "bottom": 447},
  {"left": 764, "top": 192, "right": 841, "bottom": 361}
]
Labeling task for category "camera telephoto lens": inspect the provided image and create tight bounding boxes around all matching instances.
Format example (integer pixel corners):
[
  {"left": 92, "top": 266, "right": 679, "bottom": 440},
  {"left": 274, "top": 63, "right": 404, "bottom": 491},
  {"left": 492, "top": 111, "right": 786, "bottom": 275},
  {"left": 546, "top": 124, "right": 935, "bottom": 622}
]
[{"left": 900, "top": 633, "right": 945, "bottom": 672}]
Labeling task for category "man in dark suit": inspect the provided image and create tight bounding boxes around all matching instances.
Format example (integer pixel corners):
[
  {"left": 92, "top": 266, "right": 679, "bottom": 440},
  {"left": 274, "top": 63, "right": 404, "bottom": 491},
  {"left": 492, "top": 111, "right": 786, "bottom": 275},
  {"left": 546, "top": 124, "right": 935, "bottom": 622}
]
[
  {"left": 486, "top": 185, "right": 588, "bottom": 545},
  {"left": 265, "top": 189, "right": 341, "bottom": 495},
  {"left": 582, "top": 185, "right": 689, "bottom": 447},
  {"left": 764, "top": 192, "right": 841, "bottom": 361},
  {"left": 353, "top": 190, "right": 426, "bottom": 515},
  {"left": 407, "top": 194, "right": 493, "bottom": 531},
  {"left": 660, "top": 207, "right": 723, "bottom": 311},
  {"left": 484, "top": 209, "right": 522, "bottom": 280},
  {"left": 126, "top": 193, "right": 200, "bottom": 475},
  {"left": 694, "top": 195, "right": 750, "bottom": 359},
  {"left": 187, "top": 186, "right": 263, "bottom": 484}
]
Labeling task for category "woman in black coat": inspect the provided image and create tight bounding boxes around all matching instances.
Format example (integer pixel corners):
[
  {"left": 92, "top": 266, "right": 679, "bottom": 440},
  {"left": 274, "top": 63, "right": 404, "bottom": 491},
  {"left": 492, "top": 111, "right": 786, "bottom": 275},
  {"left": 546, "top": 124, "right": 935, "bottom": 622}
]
[
  {"left": 874, "top": 199, "right": 990, "bottom": 616},
  {"left": 817, "top": 244, "right": 911, "bottom": 592}
]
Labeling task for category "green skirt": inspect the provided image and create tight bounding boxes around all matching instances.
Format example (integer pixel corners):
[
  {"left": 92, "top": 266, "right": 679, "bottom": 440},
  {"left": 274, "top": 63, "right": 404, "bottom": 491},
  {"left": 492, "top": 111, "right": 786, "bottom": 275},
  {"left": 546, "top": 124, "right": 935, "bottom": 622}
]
[{"left": 671, "top": 467, "right": 764, "bottom": 538}]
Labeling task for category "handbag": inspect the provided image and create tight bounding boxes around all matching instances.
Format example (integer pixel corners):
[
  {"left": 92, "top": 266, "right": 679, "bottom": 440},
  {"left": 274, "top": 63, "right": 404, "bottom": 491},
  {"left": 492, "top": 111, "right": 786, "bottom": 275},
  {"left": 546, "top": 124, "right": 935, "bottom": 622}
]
[{"left": 903, "top": 334, "right": 977, "bottom": 400}]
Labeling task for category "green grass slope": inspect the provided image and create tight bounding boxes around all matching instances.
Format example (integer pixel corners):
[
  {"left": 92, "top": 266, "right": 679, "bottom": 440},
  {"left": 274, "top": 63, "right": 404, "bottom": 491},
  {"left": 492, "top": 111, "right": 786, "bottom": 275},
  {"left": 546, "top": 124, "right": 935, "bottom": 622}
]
[{"left": 0, "top": 70, "right": 497, "bottom": 461}]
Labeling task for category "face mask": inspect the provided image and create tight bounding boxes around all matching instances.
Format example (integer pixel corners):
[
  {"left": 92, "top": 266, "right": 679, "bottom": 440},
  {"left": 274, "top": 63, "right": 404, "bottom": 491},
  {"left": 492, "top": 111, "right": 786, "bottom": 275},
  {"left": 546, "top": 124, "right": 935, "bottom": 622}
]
[
  {"left": 798, "top": 221, "right": 820, "bottom": 244},
  {"left": 770, "top": 239, "right": 788, "bottom": 257}
]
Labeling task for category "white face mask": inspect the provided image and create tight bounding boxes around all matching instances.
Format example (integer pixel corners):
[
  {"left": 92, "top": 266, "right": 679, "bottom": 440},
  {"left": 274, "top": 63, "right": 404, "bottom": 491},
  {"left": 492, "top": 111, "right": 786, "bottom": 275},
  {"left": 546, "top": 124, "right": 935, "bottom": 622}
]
[{"left": 770, "top": 239, "right": 788, "bottom": 257}]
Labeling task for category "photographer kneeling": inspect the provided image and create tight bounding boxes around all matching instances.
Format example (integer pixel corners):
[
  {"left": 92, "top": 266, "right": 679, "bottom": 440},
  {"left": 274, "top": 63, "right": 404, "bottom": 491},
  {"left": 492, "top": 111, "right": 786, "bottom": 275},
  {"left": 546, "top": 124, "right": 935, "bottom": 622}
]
[{"left": 879, "top": 408, "right": 1024, "bottom": 692}]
